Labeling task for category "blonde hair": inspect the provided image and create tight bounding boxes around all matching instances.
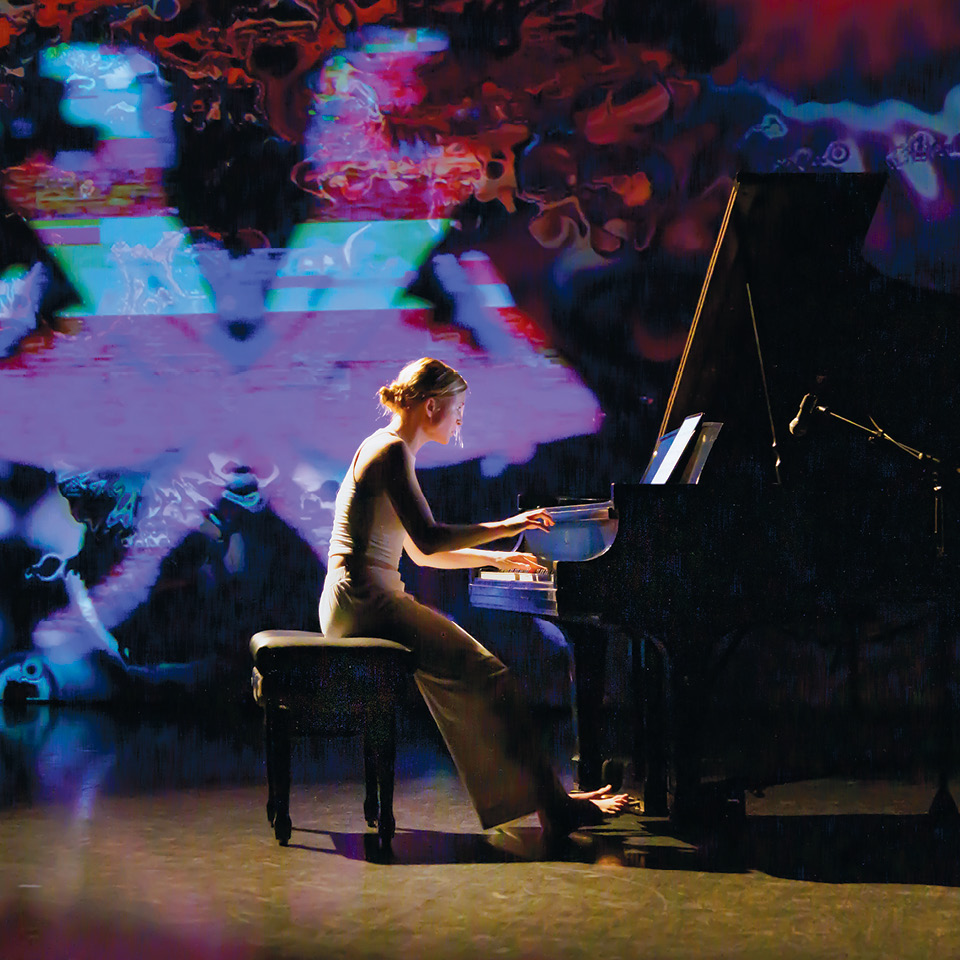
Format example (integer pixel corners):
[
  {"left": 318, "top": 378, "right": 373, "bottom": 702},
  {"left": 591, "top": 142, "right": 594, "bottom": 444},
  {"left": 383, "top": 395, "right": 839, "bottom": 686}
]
[{"left": 378, "top": 358, "right": 468, "bottom": 415}]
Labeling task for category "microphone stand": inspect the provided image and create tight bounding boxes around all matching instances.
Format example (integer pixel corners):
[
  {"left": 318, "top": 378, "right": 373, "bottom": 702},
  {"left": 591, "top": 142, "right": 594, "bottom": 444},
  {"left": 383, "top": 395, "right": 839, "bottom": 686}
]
[{"left": 809, "top": 405, "right": 958, "bottom": 821}]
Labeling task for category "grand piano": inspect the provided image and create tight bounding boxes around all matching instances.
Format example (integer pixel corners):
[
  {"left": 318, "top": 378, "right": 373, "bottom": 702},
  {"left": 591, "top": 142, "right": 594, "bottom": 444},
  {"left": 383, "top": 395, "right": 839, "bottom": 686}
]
[{"left": 471, "top": 171, "right": 960, "bottom": 821}]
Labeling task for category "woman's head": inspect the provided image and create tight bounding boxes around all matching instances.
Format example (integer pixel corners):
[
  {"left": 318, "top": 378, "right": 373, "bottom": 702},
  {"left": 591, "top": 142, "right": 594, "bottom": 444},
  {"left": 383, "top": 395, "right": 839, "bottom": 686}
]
[
  {"left": 378, "top": 358, "right": 467, "bottom": 447},
  {"left": 377, "top": 358, "right": 468, "bottom": 415}
]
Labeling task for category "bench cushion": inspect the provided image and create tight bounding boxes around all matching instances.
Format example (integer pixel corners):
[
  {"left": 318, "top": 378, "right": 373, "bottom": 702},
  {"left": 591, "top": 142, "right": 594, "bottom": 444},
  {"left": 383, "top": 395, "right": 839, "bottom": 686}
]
[
  {"left": 250, "top": 630, "right": 414, "bottom": 730},
  {"left": 250, "top": 630, "right": 413, "bottom": 666}
]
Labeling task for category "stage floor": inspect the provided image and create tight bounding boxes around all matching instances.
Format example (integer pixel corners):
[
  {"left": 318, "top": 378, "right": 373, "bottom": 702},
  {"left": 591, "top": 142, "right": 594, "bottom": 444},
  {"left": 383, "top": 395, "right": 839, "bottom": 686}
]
[{"left": 2, "top": 703, "right": 960, "bottom": 960}]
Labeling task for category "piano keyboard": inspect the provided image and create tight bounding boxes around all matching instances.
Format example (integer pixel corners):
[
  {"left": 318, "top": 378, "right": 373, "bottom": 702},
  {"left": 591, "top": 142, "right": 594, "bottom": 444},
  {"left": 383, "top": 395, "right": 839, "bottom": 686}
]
[
  {"left": 469, "top": 494, "right": 619, "bottom": 617},
  {"left": 477, "top": 571, "right": 552, "bottom": 582}
]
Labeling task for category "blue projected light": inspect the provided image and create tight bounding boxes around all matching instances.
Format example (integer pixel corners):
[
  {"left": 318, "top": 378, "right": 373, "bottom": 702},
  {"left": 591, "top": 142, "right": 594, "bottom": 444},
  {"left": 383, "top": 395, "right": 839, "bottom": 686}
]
[
  {"left": 31, "top": 216, "right": 515, "bottom": 319},
  {"left": 33, "top": 216, "right": 215, "bottom": 317},
  {"left": 39, "top": 43, "right": 173, "bottom": 143},
  {"left": 267, "top": 220, "right": 450, "bottom": 312},
  {"left": 359, "top": 26, "right": 449, "bottom": 53}
]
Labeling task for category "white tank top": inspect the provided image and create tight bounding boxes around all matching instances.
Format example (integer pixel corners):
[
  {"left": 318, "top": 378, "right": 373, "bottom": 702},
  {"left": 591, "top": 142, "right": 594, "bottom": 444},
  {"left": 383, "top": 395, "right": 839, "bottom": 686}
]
[{"left": 327, "top": 430, "right": 406, "bottom": 574}]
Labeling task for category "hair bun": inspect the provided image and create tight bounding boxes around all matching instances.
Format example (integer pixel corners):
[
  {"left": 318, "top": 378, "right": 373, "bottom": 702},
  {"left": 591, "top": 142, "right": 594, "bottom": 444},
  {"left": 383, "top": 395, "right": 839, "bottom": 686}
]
[{"left": 378, "top": 384, "right": 398, "bottom": 404}]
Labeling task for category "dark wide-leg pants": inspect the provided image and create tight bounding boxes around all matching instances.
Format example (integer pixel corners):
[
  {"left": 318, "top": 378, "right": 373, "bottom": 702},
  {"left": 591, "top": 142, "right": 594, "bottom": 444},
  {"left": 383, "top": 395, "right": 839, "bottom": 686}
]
[{"left": 320, "top": 566, "right": 546, "bottom": 829}]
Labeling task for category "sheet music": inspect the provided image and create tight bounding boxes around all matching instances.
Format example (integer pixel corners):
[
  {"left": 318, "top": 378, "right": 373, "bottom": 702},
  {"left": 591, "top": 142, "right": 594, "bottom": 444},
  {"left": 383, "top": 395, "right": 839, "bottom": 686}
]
[{"left": 643, "top": 413, "right": 703, "bottom": 484}]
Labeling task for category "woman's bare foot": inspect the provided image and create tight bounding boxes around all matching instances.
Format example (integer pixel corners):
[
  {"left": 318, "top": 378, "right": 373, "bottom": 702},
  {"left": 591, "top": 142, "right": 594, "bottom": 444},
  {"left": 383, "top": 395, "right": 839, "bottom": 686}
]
[
  {"left": 590, "top": 793, "right": 630, "bottom": 815},
  {"left": 569, "top": 785, "right": 617, "bottom": 801},
  {"left": 537, "top": 791, "right": 630, "bottom": 841}
]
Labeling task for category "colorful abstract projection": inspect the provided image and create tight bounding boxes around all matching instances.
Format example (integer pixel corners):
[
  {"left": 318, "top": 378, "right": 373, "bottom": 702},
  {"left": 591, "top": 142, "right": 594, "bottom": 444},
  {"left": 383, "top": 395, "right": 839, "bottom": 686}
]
[{"left": 0, "top": 1, "right": 959, "bottom": 700}]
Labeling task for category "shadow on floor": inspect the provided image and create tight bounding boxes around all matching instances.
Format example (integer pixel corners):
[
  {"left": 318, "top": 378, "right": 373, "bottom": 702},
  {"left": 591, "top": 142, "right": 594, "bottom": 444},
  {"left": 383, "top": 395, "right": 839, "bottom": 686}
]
[
  {"left": 643, "top": 812, "right": 960, "bottom": 886},
  {"left": 290, "top": 826, "right": 538, "bottom": 864},
  {"left": 286, "top": 811, "right": 960, "bottom": 886},
  {"left": 287, "top": 822, "right": 667, "bottom": 866}
]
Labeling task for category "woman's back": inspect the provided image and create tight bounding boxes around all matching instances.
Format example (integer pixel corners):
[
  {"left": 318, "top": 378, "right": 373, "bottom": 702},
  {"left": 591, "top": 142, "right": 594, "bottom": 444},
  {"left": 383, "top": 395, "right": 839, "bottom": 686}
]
[{"left": 327, "top": 430, "right": 406, "bottom": 574}]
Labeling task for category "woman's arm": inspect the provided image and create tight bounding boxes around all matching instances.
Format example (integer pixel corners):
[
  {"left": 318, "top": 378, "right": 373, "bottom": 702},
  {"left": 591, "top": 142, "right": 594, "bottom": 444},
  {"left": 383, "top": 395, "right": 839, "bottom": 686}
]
[
  {"left": 403, "top": 535, "right": 546, "bottom": 571},
  {"left": 382, "top": 440, "right": 553, "bottom": 554}
]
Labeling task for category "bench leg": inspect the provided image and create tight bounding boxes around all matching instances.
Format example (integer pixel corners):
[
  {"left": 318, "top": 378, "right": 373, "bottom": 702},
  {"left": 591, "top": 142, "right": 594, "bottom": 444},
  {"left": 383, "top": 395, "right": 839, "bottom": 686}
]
[
  {"left": 366, "top": 704, "right": 398, "bottom": 843},
  {"left": 263, "top": 710, "right": 276, "bottom": 826},
  {"left": 363, "top": 732, "right": 379, "bottom": 829},
  {"left": 265, "top": 704, "right": 292, "bottom": 845}
]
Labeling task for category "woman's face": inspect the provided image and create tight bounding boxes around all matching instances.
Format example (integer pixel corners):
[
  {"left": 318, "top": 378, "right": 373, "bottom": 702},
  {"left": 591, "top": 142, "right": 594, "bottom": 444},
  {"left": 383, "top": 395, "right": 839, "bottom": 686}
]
[{"left": 428, "top": 392, "right": 465, "bottom": 445}]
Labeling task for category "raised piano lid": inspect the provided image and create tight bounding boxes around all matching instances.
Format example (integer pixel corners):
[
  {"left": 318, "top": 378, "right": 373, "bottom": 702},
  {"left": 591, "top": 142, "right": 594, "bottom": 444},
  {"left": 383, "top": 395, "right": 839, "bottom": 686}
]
[{"left": 657, "top": 170, "right": 888, "bottom": 485}]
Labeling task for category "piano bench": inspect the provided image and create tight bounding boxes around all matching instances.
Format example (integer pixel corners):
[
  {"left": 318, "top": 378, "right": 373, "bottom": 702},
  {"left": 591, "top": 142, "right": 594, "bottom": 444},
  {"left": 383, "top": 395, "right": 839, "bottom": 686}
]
[{"left": 250, "top": 630, "right": 415, "bottom": 847}]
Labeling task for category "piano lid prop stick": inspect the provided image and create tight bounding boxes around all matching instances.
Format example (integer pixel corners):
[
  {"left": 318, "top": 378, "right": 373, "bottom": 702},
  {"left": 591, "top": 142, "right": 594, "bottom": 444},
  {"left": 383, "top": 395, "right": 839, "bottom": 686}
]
[{"left": 746, "top": 281, "right": 782, "bottom": 484}]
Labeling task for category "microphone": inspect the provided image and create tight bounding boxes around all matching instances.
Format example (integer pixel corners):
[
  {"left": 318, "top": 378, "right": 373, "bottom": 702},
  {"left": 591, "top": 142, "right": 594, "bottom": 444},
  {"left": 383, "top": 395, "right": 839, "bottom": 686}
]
[{"left": 789, "top": 393, "right": 826, "bottom": 437}]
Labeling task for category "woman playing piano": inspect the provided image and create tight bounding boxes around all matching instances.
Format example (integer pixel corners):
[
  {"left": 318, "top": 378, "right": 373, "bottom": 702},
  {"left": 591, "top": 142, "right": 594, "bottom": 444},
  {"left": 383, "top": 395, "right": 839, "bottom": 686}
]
[{"left": 319, "top": 357, "right": 628, "bottom": 838}]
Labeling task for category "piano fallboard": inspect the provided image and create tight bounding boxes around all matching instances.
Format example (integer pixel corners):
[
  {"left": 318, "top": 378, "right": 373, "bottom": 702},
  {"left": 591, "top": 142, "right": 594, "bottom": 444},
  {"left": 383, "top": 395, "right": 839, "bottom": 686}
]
[{"left": 469, "top": 576, "right": 558, "bottom": 616}]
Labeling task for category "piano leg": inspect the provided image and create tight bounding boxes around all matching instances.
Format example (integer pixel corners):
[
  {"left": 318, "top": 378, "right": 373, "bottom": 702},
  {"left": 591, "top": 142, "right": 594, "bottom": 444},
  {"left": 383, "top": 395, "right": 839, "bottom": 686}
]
[
  {"left": 670, "top": 672, "right": 706, "bottom": 824},
  {"left": 564, "top": 620, "right": 608, "bottom": 791},
  {"left": 664, "top": 645, "right": 746, "bottom": 826},
  {"left": 929, "top": 596, "right": 959, "bottom": 821},
  {"left": 634, "top": 634, "right": 669, "bottom": 817}
]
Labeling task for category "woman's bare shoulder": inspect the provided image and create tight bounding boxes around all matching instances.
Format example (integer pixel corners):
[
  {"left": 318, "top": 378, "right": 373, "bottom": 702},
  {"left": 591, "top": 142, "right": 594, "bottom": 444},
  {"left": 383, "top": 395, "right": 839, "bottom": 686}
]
[{"left": 353, "top": 430, "right": 409, "bottom": 482}]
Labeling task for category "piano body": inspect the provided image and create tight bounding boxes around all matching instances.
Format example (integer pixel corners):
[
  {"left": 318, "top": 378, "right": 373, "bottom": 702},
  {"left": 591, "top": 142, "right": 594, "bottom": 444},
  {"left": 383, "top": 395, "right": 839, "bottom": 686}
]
[{"left": 471, "top": 171, "right": 960, "bottom": 821}]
